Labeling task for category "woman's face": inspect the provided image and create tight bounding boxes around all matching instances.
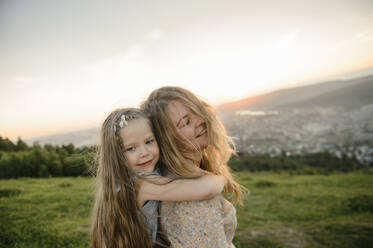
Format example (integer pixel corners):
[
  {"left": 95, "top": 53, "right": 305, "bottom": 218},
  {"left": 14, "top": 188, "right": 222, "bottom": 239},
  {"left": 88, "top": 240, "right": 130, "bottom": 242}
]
[{"left": 167, "top": 99, "right": 209, "bottom": 149}]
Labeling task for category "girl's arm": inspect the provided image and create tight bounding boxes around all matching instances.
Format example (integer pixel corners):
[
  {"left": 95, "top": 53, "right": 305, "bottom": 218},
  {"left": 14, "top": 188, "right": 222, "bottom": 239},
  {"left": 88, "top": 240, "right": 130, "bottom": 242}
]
[{"left": 138, "top": 173, "right": 227, "bottom": 205}]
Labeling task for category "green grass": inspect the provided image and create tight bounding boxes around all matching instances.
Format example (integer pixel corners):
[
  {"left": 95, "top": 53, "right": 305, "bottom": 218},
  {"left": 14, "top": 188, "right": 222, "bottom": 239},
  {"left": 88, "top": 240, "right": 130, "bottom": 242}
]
[
  {"left": 1, "top": 172, "right": 373, "bottom": 247},
  {"left": 233, "top": 172, "right": 373, "bottom": 248},
  {"left": 0, "top": 177, "right": 93, "bottom": 248}
]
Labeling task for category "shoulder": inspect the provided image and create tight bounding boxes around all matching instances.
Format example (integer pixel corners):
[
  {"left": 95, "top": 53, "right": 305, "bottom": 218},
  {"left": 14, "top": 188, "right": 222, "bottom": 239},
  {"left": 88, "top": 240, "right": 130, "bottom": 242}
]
[
  {"left": 160, "top": 195, "right": 236, "bottom": 217},
  {"left": 161, "top": 195, "right": 223, "bottom": 211},
  {"left": 141, "top": 199, "right": 159, "bottom": 217}
]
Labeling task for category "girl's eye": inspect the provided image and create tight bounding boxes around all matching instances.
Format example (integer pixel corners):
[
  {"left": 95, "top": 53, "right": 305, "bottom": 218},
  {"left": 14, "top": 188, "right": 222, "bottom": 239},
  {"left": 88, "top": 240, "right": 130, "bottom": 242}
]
[
  {"left": 146, "top": 139, "right": 155, "bottom": 145},
  {"left": 125, "top": 147, "right": 135, "bottom": 152}
]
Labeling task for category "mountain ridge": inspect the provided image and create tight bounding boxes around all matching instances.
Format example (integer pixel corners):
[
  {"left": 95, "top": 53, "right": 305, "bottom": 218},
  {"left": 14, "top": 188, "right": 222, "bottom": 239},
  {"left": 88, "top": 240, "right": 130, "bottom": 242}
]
[
  {"left": 217, "top": 74, "right": 373, "bottom": 112},
  {"left": 26, "top": 73, "right": 373, "bottom": 147}
]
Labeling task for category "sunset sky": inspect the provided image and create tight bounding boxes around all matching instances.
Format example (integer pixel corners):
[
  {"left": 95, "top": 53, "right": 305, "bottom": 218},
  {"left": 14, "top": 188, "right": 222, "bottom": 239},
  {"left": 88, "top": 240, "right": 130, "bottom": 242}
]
[{"left": 1, "top": 0, "right": 373, "bottom": 140}]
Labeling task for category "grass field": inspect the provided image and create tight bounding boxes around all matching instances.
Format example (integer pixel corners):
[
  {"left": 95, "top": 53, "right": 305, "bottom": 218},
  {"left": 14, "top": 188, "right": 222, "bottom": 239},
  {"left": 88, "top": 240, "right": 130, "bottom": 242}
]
[{"left": 0, "top": 172, "right": 372, "bottom": 248}]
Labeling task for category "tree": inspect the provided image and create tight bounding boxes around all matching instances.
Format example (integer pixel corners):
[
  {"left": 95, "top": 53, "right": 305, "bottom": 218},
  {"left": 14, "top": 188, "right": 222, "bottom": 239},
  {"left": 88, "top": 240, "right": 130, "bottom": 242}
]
[
  {"left": 62, "top": 144, "right": 75, "bottom": 155},
  {"left": 15, "top": 137, "right": 28, "bottom": 151},
  {"left": 0, "top": 136, "right": 16, "bottom": 151}
]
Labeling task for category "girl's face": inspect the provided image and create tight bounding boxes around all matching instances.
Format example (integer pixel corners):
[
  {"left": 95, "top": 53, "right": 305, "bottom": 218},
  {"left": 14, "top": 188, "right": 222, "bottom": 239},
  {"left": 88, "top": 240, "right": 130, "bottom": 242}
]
[
  {"left": 167, "top": 99, "right": 209, "bottom": 149},
  {"left": 119, "top": 118, "right": 159, "bottom": 174}
]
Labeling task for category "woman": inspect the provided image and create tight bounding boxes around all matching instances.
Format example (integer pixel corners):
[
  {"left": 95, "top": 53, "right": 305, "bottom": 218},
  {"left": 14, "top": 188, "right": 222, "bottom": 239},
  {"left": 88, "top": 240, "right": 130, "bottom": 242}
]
[
  {"left": 90, "top": 108, "right": 228, "bottom": 248},
  {"left": 141, "top": 86, "right": 244, "bottom": 247}
]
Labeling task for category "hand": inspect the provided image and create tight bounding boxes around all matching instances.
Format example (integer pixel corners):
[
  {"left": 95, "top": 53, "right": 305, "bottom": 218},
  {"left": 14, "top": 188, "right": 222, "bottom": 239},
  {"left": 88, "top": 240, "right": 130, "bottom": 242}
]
[{"left": 223, "top": 176, "right": 233, "bottom": 193}]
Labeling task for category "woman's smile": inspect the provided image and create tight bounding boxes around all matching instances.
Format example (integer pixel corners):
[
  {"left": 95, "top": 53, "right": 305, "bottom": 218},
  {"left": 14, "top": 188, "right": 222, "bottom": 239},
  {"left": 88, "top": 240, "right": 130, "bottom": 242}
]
[
  {"left": 196, "top": 129, "right": 207, "bottom": 138},
  {"left": 168, "top": 99, "right": 209, "bottom": 149}
]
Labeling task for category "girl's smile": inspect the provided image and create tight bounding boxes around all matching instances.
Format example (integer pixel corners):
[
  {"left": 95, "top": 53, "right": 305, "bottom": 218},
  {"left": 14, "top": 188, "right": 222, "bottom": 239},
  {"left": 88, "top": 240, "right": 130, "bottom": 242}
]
[
  {"left": 137, "top": 159, "right": 154, "bottom": 167},
  {"left": 119, "top": 117, "right": 160, "bottom": 174}
]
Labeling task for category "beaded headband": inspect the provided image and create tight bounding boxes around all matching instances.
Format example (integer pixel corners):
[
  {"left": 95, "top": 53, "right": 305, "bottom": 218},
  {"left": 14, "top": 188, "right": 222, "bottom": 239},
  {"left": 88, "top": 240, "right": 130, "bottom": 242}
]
[
  {"left": 113, "top": 114, "right": 128, "bottom": 134},
  {"left": 113, "top": 111, "right": 142, "bottom": 148}
]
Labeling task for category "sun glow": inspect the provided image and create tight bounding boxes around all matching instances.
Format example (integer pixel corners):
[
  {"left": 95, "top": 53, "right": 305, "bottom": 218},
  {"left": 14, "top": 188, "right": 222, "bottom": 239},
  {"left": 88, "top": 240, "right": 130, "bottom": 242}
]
[{"left": 1, "top": 1, "right": 373, "bottom": 140}]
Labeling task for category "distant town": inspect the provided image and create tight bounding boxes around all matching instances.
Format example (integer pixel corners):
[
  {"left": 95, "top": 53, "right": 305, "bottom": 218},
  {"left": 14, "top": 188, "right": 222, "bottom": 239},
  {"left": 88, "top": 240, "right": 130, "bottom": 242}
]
[{"left": 222, "top": 105, "right": 373, "bottom": 165}]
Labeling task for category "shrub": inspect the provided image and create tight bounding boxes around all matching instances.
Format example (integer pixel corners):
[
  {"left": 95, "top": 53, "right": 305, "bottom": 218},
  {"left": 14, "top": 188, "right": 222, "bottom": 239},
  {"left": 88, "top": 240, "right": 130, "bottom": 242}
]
[
  {"left": 346, "top": 195, "right": 373, "bottom": 213},
  {"left": 0, "top": 189, "right": 21, "bottom": 198},
  {"left": 255, "top": 180, "right": 277, "bottom": 188}
]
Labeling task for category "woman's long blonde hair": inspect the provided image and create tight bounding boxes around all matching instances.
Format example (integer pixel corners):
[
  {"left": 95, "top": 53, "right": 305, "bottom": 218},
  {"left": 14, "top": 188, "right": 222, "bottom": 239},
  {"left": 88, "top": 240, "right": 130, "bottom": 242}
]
[
  {"left": 141, "top": 86, "right": 244, "bottom": 204},
  {"left": 90, "top": 108, "right": 153, "bottom": 248}
]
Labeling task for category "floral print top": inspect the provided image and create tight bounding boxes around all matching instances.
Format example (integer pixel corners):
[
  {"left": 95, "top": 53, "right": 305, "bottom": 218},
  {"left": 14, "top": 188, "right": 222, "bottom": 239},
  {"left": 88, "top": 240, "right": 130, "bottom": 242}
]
[{"left": 160, "top": 195, "right": 237, "bottom": 248}]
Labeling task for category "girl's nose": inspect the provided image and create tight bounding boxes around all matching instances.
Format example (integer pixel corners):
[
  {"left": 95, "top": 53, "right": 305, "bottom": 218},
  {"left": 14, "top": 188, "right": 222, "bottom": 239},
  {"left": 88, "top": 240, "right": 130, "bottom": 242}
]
[{"left": 139, "top": 145, "right": 150, "bottom": 157}]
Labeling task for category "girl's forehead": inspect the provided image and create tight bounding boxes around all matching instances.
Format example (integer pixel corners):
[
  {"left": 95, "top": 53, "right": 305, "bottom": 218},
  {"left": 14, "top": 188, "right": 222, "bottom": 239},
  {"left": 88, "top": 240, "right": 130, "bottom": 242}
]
[
  {"left": 120, "top": 117, "right": 150, "bottom": 130},
  {"left": 120, "top": 118, "right": 153, "bottom": 139}
]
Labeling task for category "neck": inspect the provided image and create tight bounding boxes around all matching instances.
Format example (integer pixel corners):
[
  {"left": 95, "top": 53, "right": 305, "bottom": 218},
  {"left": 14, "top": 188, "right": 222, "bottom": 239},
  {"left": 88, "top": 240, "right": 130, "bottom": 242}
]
[
  {"left": 180, "top": 147, "right": 204, "bottom": 170},
  {"left": 187, "top": 151, "right": 203, "bottom": 167}
]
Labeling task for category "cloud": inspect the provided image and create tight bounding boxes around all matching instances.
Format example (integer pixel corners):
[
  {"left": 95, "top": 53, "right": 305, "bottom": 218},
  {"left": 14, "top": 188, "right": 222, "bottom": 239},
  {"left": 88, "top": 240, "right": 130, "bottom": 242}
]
[
  {"left": 12, "top": 76, "right": 33, "bottom": 83},
  {"left": 354, "top": 29, "right": 373, "bottom": 43},
  {"left": 274, "top": 31, "right": 298, "bottom": 49},
  {"left": 333, "top": 27, "right": 373, "bottom": 51},
  {"left": 146, "top": 29, "right": 163, "bottom": 41}
]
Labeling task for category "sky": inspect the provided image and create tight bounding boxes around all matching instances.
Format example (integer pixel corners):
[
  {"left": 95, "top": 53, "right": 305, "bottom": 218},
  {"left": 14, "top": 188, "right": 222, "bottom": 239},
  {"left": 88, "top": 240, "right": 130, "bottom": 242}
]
[{"left": 1, "top": 0, "right": 373, "bottom": 141}]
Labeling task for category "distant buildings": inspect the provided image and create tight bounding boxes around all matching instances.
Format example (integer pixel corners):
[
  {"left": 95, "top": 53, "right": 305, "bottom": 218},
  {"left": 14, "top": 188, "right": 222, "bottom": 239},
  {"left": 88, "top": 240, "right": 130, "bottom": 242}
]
[{"left": 222, "top": 105, "right": 373, "bottom": 165}]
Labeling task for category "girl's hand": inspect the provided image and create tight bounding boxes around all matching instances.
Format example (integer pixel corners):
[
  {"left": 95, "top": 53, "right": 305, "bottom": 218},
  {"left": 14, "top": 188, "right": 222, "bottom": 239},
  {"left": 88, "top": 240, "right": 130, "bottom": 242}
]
[{"left": 223, "top": 176, "right": 234, "bottom": 193}]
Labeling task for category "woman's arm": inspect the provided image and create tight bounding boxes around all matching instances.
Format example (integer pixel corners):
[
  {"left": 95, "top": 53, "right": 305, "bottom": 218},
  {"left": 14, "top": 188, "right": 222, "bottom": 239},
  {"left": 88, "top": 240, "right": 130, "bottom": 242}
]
[{"left": 138, "top": 174, "right": 227, "bottom": 205}]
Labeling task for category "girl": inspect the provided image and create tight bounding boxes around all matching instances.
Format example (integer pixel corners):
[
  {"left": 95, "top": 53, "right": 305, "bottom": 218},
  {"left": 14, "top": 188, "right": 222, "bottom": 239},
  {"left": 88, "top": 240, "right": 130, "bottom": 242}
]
[
  {"left": 141, "top": 86, "right": 245, "bottom": 247},
  {"left": 90, "top": 108, "right": 228, "bottom": 248}
]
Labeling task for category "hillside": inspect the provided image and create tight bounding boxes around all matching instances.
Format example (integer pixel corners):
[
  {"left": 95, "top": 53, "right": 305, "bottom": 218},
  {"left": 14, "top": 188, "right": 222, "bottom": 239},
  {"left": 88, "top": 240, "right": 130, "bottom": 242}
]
[
  {"left": 26, "top": 128, "right": 99, "bottom": 147},
  {"left": 218, "top": 74, "right": 373, "bottom": 112},
  {"left": 279, "top": 77, "right": 373, "bottom": 110}
]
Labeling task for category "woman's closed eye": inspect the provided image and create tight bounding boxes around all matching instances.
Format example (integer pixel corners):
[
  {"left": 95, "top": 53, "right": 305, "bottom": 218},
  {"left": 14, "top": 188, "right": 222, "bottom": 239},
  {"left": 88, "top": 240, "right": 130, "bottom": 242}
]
[{"left": 180, "top": 118, "right": 190, "bottom": 128}]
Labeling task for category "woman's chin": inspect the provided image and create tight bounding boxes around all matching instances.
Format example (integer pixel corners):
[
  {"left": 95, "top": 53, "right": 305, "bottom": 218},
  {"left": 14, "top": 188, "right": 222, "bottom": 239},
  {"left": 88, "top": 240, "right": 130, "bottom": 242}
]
[{"left": 198, "top": 137, "right": 209, "bottom": 149}]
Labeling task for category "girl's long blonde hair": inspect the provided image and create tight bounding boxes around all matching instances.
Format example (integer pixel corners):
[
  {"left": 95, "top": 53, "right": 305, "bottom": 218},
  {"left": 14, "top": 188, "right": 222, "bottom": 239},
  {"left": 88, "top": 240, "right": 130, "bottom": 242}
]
[
  {"left": 141, "top": 86, "right": 244, "bottom": 204},
  {"left": 90, "top": 108, "right": 153, "bottom": 248}
]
